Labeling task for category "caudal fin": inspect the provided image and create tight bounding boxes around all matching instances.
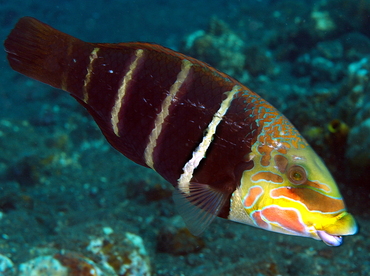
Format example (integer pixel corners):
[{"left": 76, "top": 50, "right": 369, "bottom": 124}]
[{"left": 4, "top": 17, "right": 85, "bottom": 90}]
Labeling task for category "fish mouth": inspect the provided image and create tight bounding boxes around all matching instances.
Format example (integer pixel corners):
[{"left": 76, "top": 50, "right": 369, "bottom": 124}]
[
  {"left": 315, "top": 211, "right": 358, "bottom": 246},
  {"left": 316, "top": 230, "right": 342, "bottom": 246}
]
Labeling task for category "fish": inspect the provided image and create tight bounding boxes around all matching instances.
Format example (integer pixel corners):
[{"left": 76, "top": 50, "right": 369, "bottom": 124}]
[{"left": 4, "top": 17, "right": 357, "bottom": 246}]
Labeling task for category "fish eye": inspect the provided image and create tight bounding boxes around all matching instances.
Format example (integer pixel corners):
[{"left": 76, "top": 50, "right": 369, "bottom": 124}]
[{"left": 287, "top": 165, "right": 307, "bottom": 185}]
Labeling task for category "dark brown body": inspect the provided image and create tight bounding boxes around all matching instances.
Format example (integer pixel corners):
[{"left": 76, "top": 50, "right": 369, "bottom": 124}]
[{"left": 4, "top": 17, "right": 263, "bottom": 223}]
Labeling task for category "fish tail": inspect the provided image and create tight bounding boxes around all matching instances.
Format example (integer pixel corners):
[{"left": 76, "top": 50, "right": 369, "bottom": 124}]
[{"left": 4, "top": 17, "right": 92, "bottom": 92}]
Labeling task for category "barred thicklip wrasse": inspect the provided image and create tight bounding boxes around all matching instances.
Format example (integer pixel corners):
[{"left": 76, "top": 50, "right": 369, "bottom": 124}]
[{"left": 4, "top": 17, "right": 357, "bottom": 246}]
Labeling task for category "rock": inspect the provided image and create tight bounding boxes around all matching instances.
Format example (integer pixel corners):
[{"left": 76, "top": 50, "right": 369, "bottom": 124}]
[
  {"left": 18, "top": 252, "right": 108, "bottom": 276},
  {"left": 316, "top": 40, "right": 344, "bottom": 60},
  {"left": 0, "top": 254, "right": 15, "bottom": 276},
  {"left": 244, "top": 45, "right": 279, "bottom": 77},
  {"left": 311, "top": 10, "right": 336, "bottom": 33},
  {"left": 346, "top": 118, "right": 370, "bottom": 168},
  {"left": 156, "top": 216, "right": 205, "bottom": 255},
  {"left": 181, "top": 17, "right": 247, "bottom": 81},
  {"left": 341, "top": 33, "right": 370, "bottom": 60},
  {"left": 336, "top": 57, "right": 370, "bottom": 125},
  {"left": 2, "top": 231, "right": 150, "bottom": 276},
  {"left": 86, "top": 232, "right": 151, "bottom": 276},
  {"left": 293, "top": 53, "right": 344, "bottom": 83}
]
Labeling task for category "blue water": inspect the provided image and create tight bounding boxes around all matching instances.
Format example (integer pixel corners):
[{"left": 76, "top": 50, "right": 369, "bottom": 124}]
[{"left": 1, "top": 0, "right": 369, "bottom": 275}]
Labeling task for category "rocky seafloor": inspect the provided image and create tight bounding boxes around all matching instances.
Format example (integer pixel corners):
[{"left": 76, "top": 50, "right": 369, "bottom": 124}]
[{"left": 0, "top": 0, "right": 370, "bottom": 275}]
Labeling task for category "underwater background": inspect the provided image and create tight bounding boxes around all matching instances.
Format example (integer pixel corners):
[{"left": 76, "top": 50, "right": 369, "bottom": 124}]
[{"left": 0, "top": 0, "right": 370, "bottom": 275}]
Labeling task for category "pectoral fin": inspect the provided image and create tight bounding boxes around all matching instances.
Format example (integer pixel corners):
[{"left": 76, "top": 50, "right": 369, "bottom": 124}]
[{"left": 172, "top": 182, "right": 228, "bottom": 236}]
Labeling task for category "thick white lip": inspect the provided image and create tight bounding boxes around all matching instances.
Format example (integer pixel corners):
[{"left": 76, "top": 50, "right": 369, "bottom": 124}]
[{"left": 317, "top": 230, "right": 342, "bottom": 246}]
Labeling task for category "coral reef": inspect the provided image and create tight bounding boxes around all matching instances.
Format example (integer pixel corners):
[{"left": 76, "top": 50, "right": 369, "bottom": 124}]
[
  {"left": 86, "top": 232, "right": 151, "bottom": 276},
  {"left": 0, "top": 231, "right": 150, "bottom": 276},
  {"left": 346, "top": 57, "right": 370, "bottom": 110},
  {"left": 311, "top": 10, "right": 336, "bottom": 33},
  {"left": 18, "top": 253, "right": 108, "bottom": 276},
  {"left": 182, "top": 17, "right": 280, "bottom": 84},
  {"left": 0, "top": 254, "right": 15, "bottom": 276},
  {"left": 181, "top": 17, "right": 248, "bottom": 82},
  {"left": 335, "top": 57, "right": 370, "bottom": 168},
  {"left": 317, "top": 0, "right": 370, "bottom": 38},
  {"left": 294, "top": 53, "right": 344, "bottom": 83}
]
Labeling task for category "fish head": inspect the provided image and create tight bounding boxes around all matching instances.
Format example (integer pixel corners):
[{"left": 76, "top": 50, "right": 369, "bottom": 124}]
[{"left": 239, "top": 142, "right": 357, "bottom": 246}]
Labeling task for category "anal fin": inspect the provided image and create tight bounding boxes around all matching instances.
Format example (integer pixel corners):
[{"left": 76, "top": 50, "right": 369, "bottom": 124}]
[{"left": 172, "top": 182, "right": 228, "bottom": 236}]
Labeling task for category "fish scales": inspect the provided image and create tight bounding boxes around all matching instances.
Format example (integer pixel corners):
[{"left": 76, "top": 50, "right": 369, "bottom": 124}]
[{"left": 4, "top": 17, "right": 357, "bottom": 246}]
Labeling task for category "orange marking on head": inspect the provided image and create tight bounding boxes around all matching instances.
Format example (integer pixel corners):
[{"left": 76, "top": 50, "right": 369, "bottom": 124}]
[
  {"left": 252, "top": 210, "right": 269, "bottom": 229},
  {"left": 271, "top": 187, "right": 300, "bottom": 200},
  {"left": 243, "top": 186, "right": 263, "bottom": 208},
  {"left": 271, "top": 187, "right": 345, "bottom": 213},
  {"left": 255, "top": 107, "right": 308, "bottom": 154},
  {"left": 261, "top": 206, "right": 306, "bottom": 234},
  {"left": 258, "top": 144, "right": 273, "bottom": 166},
  {"left": 306, "top": 180, "right": 331, "bottom": 192},
  {"left": 251, "top": 172, "right": 283, "bottom": 183}
]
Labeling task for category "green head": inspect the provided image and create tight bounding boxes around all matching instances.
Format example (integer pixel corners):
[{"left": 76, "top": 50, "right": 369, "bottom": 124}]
[{"left": 236, "top": 112, "right": 357, "bottom": 246}]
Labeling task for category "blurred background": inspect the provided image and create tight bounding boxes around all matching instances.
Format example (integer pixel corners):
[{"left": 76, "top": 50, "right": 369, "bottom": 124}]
[{"left": 0, "top": 0, "right": 369, "bottom": 275}]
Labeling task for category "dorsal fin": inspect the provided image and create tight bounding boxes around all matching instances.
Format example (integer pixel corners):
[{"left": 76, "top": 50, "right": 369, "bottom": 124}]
[{"left": 172, "top": 182, "right": 229, "bottom": 236}]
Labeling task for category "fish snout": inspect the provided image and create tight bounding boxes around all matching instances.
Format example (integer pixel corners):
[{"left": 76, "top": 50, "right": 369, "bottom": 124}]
[{"left": 316, "top": 212, "right": 357, "bottom": 246}]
